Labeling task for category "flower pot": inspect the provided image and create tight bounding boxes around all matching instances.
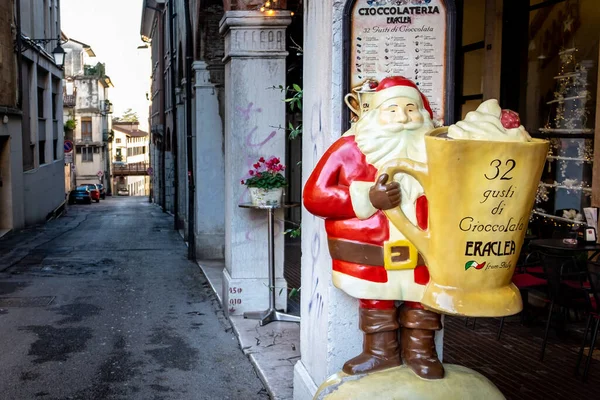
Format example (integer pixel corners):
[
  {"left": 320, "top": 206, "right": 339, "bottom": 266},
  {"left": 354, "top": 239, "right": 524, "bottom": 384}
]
[{"left": 249, "top": 187, "right": 283, "bottom": 207}]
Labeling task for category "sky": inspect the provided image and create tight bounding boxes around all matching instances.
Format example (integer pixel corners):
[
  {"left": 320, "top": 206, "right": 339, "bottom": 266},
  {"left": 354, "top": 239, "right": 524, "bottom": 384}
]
[{"left": 61, "top": 0, "right": 151, "bottom": 132}]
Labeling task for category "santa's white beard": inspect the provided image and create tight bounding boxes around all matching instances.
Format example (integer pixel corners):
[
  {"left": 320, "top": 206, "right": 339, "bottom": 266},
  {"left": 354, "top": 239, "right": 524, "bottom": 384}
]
[
  {"left": 354, "top": 109, "right": 434, "bottom": 170},
  {"left": 353, "top": 109, "right": 434, "bottom": 210}
]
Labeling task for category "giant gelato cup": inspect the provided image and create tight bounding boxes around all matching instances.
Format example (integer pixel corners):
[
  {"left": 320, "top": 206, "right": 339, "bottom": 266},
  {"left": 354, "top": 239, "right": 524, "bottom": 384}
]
[{"left": 379, "top": 102, "right": 548, "bottom": 317}]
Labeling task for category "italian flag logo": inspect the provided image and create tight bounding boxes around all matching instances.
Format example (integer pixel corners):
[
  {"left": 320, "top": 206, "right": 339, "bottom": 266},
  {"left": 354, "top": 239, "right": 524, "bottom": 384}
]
[{"left": 465, "top": 260, "right": 486, "bottom": 271}]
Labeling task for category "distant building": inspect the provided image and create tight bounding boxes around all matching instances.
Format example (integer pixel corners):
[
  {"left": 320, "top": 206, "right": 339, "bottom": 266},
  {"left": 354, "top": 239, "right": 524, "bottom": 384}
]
[
  {"left": 0, "top": 0, "right": 66, "bottom": 232},
  {"left": 111, "top": 122, "right": 149, "bottom": 196},
  {"left": 62, "top": 38, "right": 113, "bottom": 192}
]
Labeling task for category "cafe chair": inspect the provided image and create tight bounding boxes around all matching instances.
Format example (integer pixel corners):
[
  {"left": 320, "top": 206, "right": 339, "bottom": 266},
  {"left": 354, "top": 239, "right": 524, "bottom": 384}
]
[
  {"left": 574, "top": 261, "right": 600, "bottom": 382},
  {"left": 496, "top": 270, "right": 547, "bottom": 341},
  {"left": 538, "top": 251, "right": 590, "bottom": 361},
  {"left": 517, "top": 250, "right": 546, "bottom": 275}
]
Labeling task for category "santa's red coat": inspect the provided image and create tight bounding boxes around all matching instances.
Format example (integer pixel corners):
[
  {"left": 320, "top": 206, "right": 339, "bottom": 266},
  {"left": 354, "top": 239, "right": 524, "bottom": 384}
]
[{"left": 304, "top": 135, "right": 429, "bottom": 285}]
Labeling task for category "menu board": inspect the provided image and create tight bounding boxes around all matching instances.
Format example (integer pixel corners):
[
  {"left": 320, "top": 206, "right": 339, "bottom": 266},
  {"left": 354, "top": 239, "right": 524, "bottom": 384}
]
[{"left": 350, "top": 0, "right": 448, "bottom": 124}]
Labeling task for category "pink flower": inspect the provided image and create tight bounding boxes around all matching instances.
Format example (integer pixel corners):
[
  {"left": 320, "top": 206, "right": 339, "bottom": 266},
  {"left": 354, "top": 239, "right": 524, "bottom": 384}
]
[
  {"left": 259, "top": 157, "right": 265, "bottom": 163},
  {"left": 253, "top": 163, "right": 260, "bottom": 169},
  {"left": 249, "top": 170, "right": 255, "bottom": 175},
  {"left": 241, "top": 180, "right": 245, "bottom": 184}
]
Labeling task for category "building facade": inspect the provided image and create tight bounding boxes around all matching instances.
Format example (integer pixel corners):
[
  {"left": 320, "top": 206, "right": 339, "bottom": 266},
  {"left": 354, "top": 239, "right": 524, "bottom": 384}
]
[
  {"left": 0, "top": 0, "right": 66, "bottom": 232},
  {"left": 140, "top": 0, "right": 304, "bottom": 315},
  {"left": 111, "top": 122, "right": 150, "bottom": 196},
  {"left": 62, "top": 39, "right": 113, "bottom": 192}
]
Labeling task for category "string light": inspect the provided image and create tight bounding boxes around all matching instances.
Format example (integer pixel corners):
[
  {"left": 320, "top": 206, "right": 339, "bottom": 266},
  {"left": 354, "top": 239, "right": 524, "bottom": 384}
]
[
  {"left": 259, "top": 0, "right": 281, "bottom": 15},
  {"left": 530, "top": 210, "right": 586, "bottom": 229},
  {"left": 536, "top": 44, "right": 594, "bottom": 228}
]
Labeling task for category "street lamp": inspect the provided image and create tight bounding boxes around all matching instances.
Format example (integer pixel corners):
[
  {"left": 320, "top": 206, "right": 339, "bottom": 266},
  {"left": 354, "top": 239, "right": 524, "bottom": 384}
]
[{"left": 29, "top": 37, "right": 66, "bottom": 67}]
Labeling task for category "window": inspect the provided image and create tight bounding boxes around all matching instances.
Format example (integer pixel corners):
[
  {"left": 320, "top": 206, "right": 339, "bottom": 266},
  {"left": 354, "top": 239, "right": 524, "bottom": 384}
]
[
  {"left": 514, "top": 0, "right": 599, "bottom": 235},
  {"left": 53, "top": 139, "right": 58, "bottom": 160},
  {"left": 82, "top": 147, "right": 93, "bottom": 162},
  {"left": 81, "top": 118, "right": 92, "bottom": 141},
  {"left": 52, "top": 93, "right": 57, "bottom": 120},
  {"left": 38, "top": 87, "right": 45, "bottom": 118},
  {"left": 458, "top": 0, "right": 485, "bottom": 118},
  {"left": 116, "top": 138, "right": 121, "bottom": 143},
  {"left": 39, "top": 140, "right": 46, "bottom": 164}
]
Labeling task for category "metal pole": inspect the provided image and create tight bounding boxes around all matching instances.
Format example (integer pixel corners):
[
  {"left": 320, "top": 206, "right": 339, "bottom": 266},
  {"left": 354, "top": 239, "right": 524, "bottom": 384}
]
[{"left": 268, "top": 208, "right": 275, "bottom": 310}]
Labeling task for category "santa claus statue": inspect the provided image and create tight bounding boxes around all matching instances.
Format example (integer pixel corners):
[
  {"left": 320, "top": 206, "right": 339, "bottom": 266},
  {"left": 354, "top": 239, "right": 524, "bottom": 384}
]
[{"left": 303, "top": 76, "right": 443, "bottom": 380}]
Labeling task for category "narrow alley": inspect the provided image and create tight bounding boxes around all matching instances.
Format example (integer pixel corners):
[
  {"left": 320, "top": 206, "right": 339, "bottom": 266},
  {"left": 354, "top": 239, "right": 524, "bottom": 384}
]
[{"left": 0, "top": 197, "right": 267, "bottom": 400}]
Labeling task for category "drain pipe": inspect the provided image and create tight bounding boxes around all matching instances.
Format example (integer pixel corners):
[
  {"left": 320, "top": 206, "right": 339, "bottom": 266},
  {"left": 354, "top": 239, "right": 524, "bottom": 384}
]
[
  {"left": 183, "top": 0, "right": 195, "bottom": 260},
  {"left": 168, "top": 0, "right": 179, "bottom": 230}
]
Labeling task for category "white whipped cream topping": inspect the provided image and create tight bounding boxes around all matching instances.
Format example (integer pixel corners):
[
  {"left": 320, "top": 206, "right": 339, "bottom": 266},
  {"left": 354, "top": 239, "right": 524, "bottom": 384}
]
[{"left": 447, "top": 99, "right": 531, "bottom": 142}]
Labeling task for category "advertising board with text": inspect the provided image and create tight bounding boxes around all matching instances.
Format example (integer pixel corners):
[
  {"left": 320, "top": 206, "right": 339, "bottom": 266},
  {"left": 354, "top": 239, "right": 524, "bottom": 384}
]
[{"left": 348, "top": 0, "right": 450, "bottom": 125}]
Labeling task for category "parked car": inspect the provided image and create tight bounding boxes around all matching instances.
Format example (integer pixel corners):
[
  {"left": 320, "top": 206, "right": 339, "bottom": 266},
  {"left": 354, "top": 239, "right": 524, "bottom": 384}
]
[
  {"left": 117, "top": 188, "right": 129, "bottom": 196},
  {"left": 96, "top": 183, "right": 106, "bottom": 199},
  {"left": 81, "top": 184, "right": 100, "bottom": 203},
  {"left": 68, "top": 187, "right": 92, "bottom": 204}
]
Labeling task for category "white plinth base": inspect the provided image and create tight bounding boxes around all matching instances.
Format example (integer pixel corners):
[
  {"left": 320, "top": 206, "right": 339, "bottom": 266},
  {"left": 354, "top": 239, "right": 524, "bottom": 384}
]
[
  {"left": 223, "top": 267, "right": 288, "bottom": 316},
  {"left": 294, "top": 360, "right": 319, "bottom": 400}
]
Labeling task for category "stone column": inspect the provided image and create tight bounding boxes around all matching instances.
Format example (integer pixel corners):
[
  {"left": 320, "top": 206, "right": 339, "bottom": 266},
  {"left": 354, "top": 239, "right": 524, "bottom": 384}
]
[
  {"left": 293, "top": 2, "right": 443, "bottom": 399},
  {"left": 293, "top": 3, "right": 361, "bottom": 398},
  {"left": 219, "top": 10, "right": 292, "bottom": 315},
  {"left": 193, "top": 61, "right": 225, "bottom": 259}
]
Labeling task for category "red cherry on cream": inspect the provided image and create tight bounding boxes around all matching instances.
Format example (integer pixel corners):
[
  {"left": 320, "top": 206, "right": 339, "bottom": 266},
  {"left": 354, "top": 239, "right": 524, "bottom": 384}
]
[{"left": 501, "top": 109, "right": 521, "bottom": 129}]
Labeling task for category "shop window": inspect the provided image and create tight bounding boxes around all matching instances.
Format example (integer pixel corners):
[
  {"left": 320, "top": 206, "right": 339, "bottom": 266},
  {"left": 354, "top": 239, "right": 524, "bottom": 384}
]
[
  {"left": 524, "top": 0, "right": 598, "bottom": 234},
  {"left": 458, "top": 0, "right": 485, "bottom": 119}
]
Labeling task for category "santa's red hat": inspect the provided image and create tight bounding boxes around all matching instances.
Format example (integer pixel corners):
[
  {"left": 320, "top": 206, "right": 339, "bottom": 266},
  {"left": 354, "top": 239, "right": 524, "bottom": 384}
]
[{"left": 370, "top": 76, "right": 433, "bottom": 119}]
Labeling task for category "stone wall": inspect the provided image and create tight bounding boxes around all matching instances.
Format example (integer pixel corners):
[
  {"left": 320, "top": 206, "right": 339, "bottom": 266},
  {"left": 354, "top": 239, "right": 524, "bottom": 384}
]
[{"left": 23, "top": 161, "right": 65, "bottom": 226}]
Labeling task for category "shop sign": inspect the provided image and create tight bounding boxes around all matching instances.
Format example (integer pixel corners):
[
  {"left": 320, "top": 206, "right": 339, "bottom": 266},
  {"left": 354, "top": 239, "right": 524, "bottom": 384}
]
[{"left": 346, "top": 0, "right": 455, "bottom": 125}]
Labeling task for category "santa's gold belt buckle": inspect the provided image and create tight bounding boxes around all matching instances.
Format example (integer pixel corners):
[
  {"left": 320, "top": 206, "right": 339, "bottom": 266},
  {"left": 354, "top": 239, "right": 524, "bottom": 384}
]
[{"left": 384, "top": 240, "right": 418, "bottom": 270}]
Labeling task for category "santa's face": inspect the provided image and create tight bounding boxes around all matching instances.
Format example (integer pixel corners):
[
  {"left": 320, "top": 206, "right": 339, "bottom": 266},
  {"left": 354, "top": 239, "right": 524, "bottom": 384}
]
[{"left": 377, "top": 97, "right": 424, "bottom": 127}]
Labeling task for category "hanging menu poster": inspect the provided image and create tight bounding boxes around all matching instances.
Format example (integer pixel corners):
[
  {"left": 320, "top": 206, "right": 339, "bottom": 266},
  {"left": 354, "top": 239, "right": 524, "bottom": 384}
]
[{"left": 350, "top": 0, "right": 448, "bottom": 124}]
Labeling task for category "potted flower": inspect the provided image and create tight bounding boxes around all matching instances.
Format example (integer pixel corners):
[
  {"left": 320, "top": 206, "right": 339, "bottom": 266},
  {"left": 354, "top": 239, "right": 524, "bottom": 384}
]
[{"left": 242, "top": 156, "right": 287, "bottom": 206}]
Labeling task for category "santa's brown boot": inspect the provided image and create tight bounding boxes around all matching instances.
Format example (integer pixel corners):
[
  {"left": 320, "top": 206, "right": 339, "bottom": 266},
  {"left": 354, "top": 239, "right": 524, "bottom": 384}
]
[
  {"left": 399, "top": 304, "right": 444, "bottom": 380},
  {"left": 342, "top": 307, "right": 401, "bottom": 375}
]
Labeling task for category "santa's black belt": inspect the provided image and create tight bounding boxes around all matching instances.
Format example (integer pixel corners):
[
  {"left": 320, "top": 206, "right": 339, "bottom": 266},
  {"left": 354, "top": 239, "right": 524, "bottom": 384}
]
[{"left": 328, "top": 238, "right": 424, "bottom": 267}]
